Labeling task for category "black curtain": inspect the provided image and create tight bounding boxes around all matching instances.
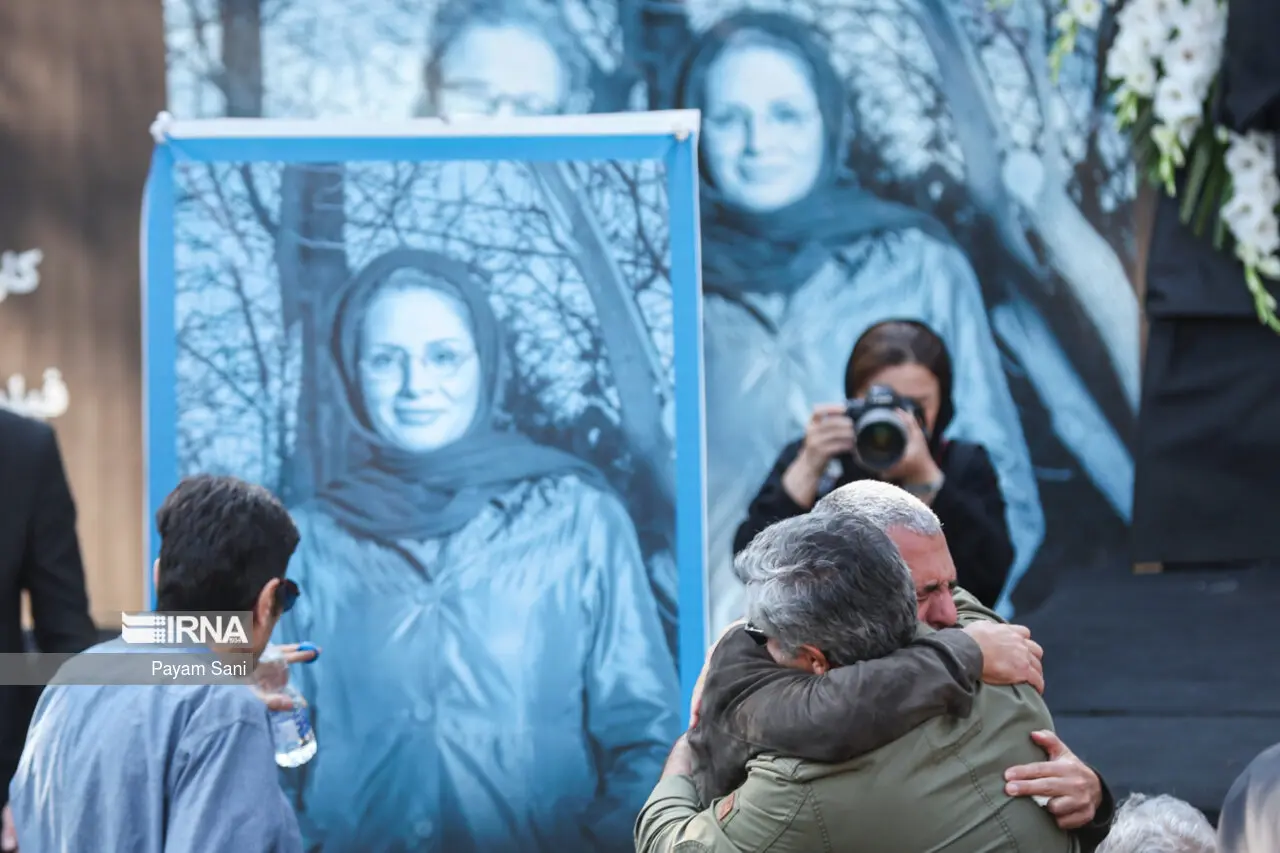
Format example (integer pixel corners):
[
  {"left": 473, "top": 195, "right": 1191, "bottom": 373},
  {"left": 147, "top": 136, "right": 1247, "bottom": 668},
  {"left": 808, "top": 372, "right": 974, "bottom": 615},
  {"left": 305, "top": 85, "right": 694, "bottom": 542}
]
[{"left": 1132, "top": 0, "right": 1280, "bottom": 565}]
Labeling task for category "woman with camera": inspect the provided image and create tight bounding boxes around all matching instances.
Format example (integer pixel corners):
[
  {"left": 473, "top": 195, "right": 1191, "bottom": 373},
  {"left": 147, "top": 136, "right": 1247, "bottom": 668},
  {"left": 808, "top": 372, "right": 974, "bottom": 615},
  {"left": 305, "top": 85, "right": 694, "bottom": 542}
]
[{"left": 733, "top": 319, "right": 1015, "bottom": 607}]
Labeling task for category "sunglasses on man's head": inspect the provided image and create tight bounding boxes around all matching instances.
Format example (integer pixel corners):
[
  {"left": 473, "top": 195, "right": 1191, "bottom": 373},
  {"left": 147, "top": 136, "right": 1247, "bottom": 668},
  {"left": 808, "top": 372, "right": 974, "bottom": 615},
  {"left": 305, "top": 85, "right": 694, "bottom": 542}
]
[
  {"left": 744, "top": 622, "right": 841, "bottom": 667},
  {"left": 275, "top": 578, "right": 300, "bottom": 614}
]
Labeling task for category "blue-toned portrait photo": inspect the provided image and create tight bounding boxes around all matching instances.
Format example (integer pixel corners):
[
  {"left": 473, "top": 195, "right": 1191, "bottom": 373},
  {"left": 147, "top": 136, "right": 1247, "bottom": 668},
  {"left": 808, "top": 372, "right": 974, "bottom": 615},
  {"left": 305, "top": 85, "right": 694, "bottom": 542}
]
[{"left": 159, "top": 142, "right": 695, "bottom": 851}]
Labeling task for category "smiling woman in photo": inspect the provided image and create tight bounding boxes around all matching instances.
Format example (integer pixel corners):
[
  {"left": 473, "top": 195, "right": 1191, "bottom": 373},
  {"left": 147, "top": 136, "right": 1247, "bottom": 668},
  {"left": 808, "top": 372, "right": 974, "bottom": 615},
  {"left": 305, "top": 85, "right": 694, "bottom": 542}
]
[
  {"left": 273, "top": 247, "right": 679, "bottom": 853},
  {"left": 675, "top": 11, "right": 1043, "bottom": 631}
]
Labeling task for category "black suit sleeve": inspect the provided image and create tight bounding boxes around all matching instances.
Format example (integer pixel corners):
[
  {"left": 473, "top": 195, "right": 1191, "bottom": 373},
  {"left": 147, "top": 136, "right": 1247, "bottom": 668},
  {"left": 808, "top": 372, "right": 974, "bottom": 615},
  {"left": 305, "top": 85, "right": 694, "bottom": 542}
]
[
  {"left": 1217, "top": 0, "right": 1280, "bottom": 134},
  {"left": 0, "top": 421, "right": 96, "bottom": 806},
  {"left": 1074, "top": 768, "right": 1117, "bottom": 853},
  {"left": 932, "top": 443, "right": 1015, "bottom": 607},
  {"left": 732, "top": 440, "right": 809, "bottom": 555},
  {"left": 21, "top": 426, "right": 96, "bottom": 654}
]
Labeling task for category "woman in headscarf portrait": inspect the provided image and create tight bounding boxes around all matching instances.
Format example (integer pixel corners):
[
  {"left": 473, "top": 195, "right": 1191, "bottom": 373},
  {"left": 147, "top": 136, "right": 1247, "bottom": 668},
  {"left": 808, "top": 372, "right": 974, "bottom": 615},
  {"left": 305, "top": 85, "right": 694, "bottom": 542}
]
[
  {"left": 273, "top": 248, "right": 680, "bottom": 853},
  {"left": 675, "top": 10, "right": 1044, "bottom": 631},
  {"left": 412, "top": 0, "right": 595, "bottom": 118}
]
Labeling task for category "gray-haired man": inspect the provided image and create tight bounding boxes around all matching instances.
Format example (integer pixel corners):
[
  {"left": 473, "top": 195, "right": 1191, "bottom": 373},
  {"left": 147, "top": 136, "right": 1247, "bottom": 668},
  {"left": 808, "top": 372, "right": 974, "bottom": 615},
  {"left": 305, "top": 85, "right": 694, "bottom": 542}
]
[
  {"left": 637, "top": 511, "right": 1077, "bottom": 851},
  {"left": 1095, "top": 794, "right": 1215, "bottom": 853},
  {"left": 638, "top": 481, "right": 1114, "bottom": 851}
]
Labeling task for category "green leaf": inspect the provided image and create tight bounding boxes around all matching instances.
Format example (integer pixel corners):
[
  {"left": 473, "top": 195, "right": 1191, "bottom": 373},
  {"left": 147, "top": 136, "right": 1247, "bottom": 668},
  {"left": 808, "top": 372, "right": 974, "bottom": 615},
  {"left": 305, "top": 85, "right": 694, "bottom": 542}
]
[
  {"left": 1245, "top": 266, "right": 1280, "bottom": 333},
  {"left": 1048, "top": 22, "right": 1077, "bottom": 84},
  {"left": 1212, "top": 169, "right": 1233, "bottom": 250},
  {"left": 1130, "top": 101, "right": 1154, "bottom": 144},
  {"left": 1180, "top": 142, "right": 1214, "bottom": 225},
  {"left": 1159, "top": 156, "right": 1177, "bottom": 195}
]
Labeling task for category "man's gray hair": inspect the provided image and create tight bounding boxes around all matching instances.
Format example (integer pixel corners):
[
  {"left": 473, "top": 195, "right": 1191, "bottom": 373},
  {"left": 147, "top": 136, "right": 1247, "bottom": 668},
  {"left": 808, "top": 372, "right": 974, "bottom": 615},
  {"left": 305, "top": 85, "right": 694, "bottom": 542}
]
[
  {"left": 1096, "top": 794, "right": 1217, "bottom": 853},
  {"left": 814, "top": 479, "right": 942, "bottom": 537},
  {"left": 735, "top": 512, "right": 917, "bottom": 666}
]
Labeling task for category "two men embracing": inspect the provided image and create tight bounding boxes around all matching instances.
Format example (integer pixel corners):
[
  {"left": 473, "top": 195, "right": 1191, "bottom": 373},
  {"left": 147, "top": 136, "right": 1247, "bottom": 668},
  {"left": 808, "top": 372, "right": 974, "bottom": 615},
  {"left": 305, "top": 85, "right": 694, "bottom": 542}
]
[{"left": 637, "top": 480, "right": 1114, "bottom": 853}]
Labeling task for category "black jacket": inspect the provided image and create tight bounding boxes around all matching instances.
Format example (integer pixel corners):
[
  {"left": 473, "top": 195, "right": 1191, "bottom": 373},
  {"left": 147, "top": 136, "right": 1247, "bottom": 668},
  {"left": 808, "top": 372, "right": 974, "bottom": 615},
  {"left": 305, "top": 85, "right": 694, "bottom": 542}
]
[
  {"left": 1217, "top": 0, "right": 1280, "bottom": 141},
  {"left": 1131, "top": 0, "right": 1280, "bottom": 563},
  {"left": 733, "top": 438, "right": 1015, "bottom": 606},
  {"left": 0, "top": 410, "right": 97, "bottom": 803}
]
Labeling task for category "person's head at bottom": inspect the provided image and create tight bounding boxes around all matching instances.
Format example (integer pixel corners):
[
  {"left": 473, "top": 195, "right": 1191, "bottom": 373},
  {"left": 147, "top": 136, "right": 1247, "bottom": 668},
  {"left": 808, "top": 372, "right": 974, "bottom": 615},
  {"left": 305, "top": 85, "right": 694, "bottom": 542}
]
[
  {"left": 740, "top": 511, "right": 916, "bottom": 676},
  {"left": 153, "top": 474, "right": 300, "bottom": 660},
  {"left": 1095, "top": 794, "right": 1216, "bottom": 853}
]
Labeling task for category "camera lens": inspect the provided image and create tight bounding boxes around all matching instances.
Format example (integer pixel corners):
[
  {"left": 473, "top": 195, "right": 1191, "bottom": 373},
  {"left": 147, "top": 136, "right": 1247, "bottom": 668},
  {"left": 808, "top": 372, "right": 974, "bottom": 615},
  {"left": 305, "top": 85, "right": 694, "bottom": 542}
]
[{"left": 854, "top": 409, "right": 908, "bottom": 470}]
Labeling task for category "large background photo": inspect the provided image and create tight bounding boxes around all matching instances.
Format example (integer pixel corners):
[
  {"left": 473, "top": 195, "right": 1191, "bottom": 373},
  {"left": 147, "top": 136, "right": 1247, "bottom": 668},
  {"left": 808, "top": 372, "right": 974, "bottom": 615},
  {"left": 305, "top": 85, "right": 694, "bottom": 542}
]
[
  {"left": 165, "top": 0, "right": 1140, "bottom": 625},
  {"left": 671, "top": 0, "right": 1141, "bottom": 626}
]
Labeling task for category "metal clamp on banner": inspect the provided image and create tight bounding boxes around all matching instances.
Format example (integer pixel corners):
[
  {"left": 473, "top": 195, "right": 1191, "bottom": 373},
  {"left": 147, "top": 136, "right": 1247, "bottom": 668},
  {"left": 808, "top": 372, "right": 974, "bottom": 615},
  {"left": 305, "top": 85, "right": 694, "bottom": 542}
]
[{"left": 150, "top": 111, "right": 175, "bottom": 144}]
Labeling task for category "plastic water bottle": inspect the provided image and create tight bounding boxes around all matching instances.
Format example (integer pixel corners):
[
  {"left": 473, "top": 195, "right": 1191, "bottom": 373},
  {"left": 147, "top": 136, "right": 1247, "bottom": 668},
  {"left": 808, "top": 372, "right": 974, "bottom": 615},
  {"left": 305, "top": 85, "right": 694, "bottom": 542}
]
[{"left": 257, "top": 646, "right": 318, "bottom": 768}]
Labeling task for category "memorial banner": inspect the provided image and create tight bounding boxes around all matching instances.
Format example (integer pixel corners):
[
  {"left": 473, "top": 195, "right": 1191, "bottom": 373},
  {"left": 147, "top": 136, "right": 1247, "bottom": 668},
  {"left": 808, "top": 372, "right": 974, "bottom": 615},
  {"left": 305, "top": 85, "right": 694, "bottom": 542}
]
[
  {"left": 166, "top": 0, "right": 1143, "bottom": 628},
  {"left": 142, "top": 111, "right": 704, "bottom": 852}
]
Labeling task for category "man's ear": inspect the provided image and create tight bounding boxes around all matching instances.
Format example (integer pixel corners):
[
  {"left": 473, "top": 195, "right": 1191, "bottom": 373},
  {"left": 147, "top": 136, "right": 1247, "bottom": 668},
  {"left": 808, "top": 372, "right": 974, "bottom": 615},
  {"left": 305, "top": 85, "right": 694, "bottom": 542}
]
[
  {"left": 797, "top": 645, "right": 831, "bottom": 675},
  {"left": 255, "top": 577, "right": 280, "bottom": 627}
]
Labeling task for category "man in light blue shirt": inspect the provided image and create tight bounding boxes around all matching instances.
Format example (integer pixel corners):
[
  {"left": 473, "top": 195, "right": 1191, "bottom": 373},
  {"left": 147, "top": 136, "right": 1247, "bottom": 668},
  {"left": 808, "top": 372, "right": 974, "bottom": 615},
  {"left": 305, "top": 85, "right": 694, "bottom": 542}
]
[{"left": 9, "top": 474, "right": 309, "bottom": 852}]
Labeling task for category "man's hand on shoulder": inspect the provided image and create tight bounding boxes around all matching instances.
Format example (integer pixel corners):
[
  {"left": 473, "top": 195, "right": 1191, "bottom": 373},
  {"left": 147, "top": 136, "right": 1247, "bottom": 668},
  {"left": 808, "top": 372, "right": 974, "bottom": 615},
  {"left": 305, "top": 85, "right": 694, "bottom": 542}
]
[
  {"left": 1005, "top": 730, "right": 1104, "bottom": 830},
  {"left": 962, "top": 622, "right": 1044, "bottom": 694}
]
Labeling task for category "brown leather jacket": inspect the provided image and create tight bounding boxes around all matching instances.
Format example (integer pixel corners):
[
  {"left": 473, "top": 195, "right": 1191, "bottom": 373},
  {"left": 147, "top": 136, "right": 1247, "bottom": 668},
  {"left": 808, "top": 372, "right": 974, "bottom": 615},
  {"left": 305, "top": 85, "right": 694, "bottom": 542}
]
[{"left": 688, "top": 618, "right": 981, "bottom": 805}]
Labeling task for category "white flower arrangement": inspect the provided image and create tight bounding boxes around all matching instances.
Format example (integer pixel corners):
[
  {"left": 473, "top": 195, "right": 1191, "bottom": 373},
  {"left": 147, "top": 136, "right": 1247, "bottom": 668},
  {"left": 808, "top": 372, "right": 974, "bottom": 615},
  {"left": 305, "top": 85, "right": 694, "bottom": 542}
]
[{"left": 1050, "top": 0, "right": 1280, "bottom": 332}]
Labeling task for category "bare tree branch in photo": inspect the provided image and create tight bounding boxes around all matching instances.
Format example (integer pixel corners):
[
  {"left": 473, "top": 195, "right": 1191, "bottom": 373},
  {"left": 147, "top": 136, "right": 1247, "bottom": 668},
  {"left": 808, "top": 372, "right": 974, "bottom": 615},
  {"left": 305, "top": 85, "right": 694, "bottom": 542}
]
[
  {"left": 529, "top": 162, "right": 676, "bottom": 515},
  {"left": 220, "top": 0, "right": 264, "bottom": 116},
  {"left": 608, "top": 162, "right": 670, "bottom": 290},
  {"left": 175, "top": 158, "right": 295, "bottom": 492},
  {"left": 276, "top": 164, "right": 349, "bottom": 503},
  {"left": 893, "top": 0, "right": 1136, "bottom": 521},
  {"left": 178, "top": 334, "right": 269, "bottom": 418},
  {"left": 978, "top": 0, "right": 1140, "bottom": 407},
  {"left": 241, "top": 164, "right": 280, "bottom": 238},
  {"left": 911, "top": 0, "right": 1042, "bottom": 276},
  {"left": 167, "top": 2, "right": 303, "bottom": 495}
]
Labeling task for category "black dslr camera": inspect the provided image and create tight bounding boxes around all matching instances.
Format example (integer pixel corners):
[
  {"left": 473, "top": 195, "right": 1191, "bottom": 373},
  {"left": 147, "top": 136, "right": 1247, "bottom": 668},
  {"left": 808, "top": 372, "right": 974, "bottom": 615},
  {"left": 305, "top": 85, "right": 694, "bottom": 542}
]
[{"left": 845, "top": 385, "right": 926, "bottom": 471}]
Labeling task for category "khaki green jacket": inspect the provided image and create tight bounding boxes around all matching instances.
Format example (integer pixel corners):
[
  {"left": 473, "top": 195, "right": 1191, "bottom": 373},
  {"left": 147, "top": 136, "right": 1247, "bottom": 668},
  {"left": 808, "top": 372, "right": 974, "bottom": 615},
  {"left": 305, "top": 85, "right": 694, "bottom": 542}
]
[{"left": 637, "top": 631, "right": 1078, "bottom": 853}]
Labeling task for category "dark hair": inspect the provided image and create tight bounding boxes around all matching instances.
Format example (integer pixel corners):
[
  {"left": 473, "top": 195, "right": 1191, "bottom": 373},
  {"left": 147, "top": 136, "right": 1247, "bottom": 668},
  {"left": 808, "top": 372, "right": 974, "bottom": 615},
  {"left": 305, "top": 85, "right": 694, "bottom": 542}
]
[
  {"left": 738, "top": 511, "right": 917, "bottom": 666},
  {"left": 154, "top": 474, "right": 300, "bottom": 613},
  {"left": 844, "top": 319, "right": 955, "bottom": 448}
]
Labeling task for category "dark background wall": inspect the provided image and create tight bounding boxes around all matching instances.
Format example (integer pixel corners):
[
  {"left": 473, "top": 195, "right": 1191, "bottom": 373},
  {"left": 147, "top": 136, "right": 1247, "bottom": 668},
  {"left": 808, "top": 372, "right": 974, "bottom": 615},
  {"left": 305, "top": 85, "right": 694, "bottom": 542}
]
[{"left": 0, "top": 0, "right": 165, "bottom": 627}]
